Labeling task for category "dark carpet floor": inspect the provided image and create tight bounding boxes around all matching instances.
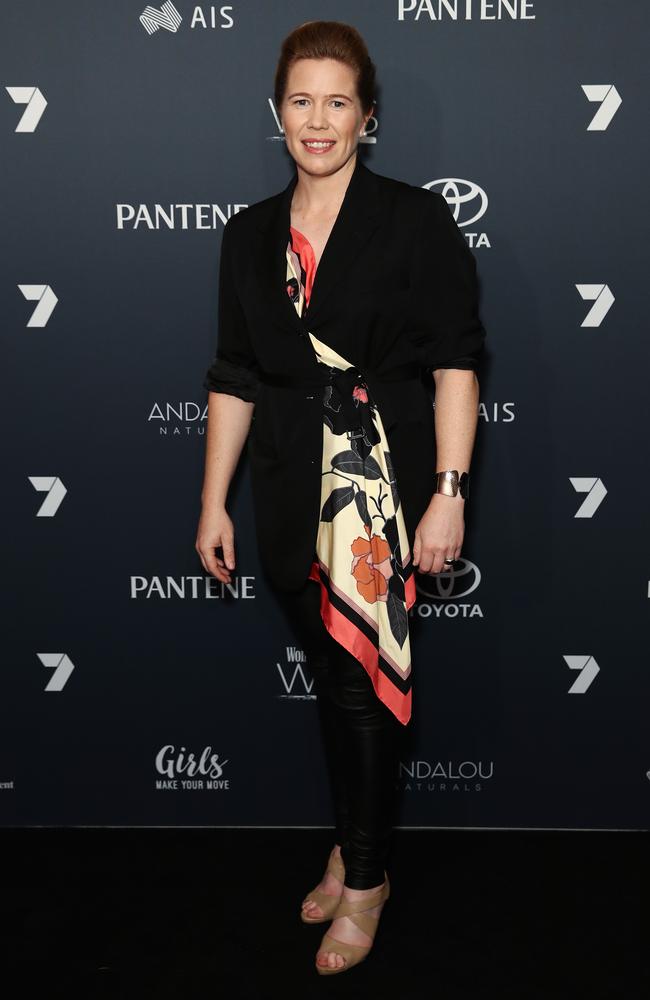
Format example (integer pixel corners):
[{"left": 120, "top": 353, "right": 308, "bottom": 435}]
[{"left": 2, "top": 828, "right": 648, "bottom": 998}]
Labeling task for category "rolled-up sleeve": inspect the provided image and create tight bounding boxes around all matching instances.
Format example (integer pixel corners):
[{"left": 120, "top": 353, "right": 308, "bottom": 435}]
[
  {"left": 202, "top": 216, "right": 261, "bottom": 403},
  {"left": 407, "top": 191, "right": 486, "bottom": 373}
]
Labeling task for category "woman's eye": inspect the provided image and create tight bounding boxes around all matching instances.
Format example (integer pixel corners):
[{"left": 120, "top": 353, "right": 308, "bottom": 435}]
[{"left": 292, "top": 99, "right": 346, "bottom": 108}]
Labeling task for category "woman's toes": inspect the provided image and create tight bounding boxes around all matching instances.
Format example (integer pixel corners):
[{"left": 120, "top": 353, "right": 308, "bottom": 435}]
[{"left": 316, "top": 949, "right": 344, "bottom": 969}]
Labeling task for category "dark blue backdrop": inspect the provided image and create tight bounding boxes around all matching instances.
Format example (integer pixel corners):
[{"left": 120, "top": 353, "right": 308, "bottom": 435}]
[{"left": 2, "top": 0, "right": 648, "bottom": 829}]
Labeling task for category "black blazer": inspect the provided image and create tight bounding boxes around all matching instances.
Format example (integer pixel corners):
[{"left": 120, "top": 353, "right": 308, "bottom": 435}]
[{"left": 203, "top": 156, "right": 486, "bottom": 592}]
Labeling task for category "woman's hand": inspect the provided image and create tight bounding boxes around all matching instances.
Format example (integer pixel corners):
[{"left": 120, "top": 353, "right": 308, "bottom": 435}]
[
  {"left": 195, "top": 506, "right": 236, "bottom": 585},
  {"left": 412, "top": 493, "right": 465, "bottom": 575}
]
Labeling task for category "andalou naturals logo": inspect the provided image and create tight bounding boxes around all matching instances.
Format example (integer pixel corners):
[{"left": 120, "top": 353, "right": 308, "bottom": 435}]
[
  {"left": 148, "top": 401, "right": 207, "bottom": 437},
  {"left": 155, "top": 744, "right": 230, "bottom": 790},
  {"left": 400, "top": 759, "right": 494, "bottom": 792}
]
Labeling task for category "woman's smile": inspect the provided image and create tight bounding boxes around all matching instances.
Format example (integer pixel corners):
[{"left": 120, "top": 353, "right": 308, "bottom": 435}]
[{"left": 302, "top": 139, "right": 337, "bottom": 154}]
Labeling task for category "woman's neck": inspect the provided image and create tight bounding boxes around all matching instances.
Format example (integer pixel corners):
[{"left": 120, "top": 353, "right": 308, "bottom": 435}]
[{"left": 290, "top": 155, "right": 357, "bottom": 221}]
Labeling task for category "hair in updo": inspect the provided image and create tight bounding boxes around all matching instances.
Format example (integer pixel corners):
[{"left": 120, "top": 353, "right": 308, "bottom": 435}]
[{"left": 274, "top": 20, "right": 377, "bottom": 116}]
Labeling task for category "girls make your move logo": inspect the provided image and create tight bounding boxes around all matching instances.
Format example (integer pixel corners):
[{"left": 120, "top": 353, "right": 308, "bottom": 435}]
[{"left": 155, "top": 744, "right": 230, "bottom": 790}]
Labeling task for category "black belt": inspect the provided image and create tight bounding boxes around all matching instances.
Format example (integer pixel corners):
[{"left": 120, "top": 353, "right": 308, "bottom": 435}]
[{"left": 259, "top": 361, "right": 420, "bottom": 388}]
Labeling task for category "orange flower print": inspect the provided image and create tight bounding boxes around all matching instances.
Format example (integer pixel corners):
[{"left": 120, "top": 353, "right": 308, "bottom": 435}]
[
  {"left": 350, "top": 528, "right": 394, "bottom": 604},
  {"left": 352, "top": 385, "right": 368, "bottom": 403}
]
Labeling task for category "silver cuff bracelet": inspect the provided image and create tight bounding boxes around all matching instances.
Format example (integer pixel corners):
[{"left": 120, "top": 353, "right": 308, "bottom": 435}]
[{"left": 434, "top": 470, "right": 469, "bottom": 499}]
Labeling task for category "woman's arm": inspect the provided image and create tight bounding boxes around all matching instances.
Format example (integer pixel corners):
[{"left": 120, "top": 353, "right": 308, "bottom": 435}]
[
  {"left": 201, "top": 392, "right": 254, "bottom": 512},
  {"left": 407, "top": 192, "right": 486, "bottom": 575},
  {"left": 412, "top": 368, "right": 479, "bottom": 575},
  {"left": 431, "top": 367, "right": 479, "bottom": 479},
  {"left": 196, "top": 392, "right": 254, "bottom": 584},
  {"left": 196, "top": 215, "right": 260, "bottom": 583}
]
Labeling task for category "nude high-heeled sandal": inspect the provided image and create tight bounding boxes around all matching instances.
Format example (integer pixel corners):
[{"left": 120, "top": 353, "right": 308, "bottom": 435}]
[
  {"left": 315, "top": 873, "right": 391, "bottom": 974},
  {"left": 300, "top": 846, "right": 346, "bottom": 924}
]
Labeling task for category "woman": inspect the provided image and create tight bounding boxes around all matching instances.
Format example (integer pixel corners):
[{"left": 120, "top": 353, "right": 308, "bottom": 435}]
[{"left": 196, "top": 21, "right": 485, "bottom": 975}]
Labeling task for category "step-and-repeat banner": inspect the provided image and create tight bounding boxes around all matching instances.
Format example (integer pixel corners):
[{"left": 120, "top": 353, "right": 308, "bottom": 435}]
[{"left": 3, "top": 1, "right": 647, "bottom": 829}]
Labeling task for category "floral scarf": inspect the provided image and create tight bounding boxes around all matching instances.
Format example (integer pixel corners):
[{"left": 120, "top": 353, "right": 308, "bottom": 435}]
[{"left": 286, "top": 226, "right": 416, "bottom": 725}]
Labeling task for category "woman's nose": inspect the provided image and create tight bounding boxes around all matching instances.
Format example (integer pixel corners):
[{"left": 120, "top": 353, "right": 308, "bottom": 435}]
[{"left": 307, "top": 105, "right": 328, "bottom": 128}]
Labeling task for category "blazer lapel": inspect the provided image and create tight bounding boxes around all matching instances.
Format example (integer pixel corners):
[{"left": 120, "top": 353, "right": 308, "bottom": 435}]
[{"left": 253, "top": 157, "right": 383, "bottom": 335}]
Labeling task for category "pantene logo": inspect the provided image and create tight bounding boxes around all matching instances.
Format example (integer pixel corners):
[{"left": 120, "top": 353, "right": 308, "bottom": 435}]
[
  {"left": 130, "top": 575, "right": 256, "bottom": 598},
  {"left": 115, "top": 204, "right": 246, "bottom": 229},
  {"left": 398, "top": 1, "right": 536, "bottom": 22}
]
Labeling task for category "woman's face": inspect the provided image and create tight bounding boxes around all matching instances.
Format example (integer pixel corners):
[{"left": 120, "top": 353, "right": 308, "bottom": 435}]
[{"left": 280, "top": 57, "right": 372, "bottom": 179}]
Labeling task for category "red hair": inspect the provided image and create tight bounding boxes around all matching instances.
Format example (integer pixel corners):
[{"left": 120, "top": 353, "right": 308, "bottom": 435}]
[{"left": 274, "top": 20, "right": 377, "bottom": 116}]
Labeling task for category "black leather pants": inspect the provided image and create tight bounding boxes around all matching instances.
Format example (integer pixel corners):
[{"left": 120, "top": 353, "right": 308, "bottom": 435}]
[{"left": 277, "top": 576, "right": 407, "bottom": 889}]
